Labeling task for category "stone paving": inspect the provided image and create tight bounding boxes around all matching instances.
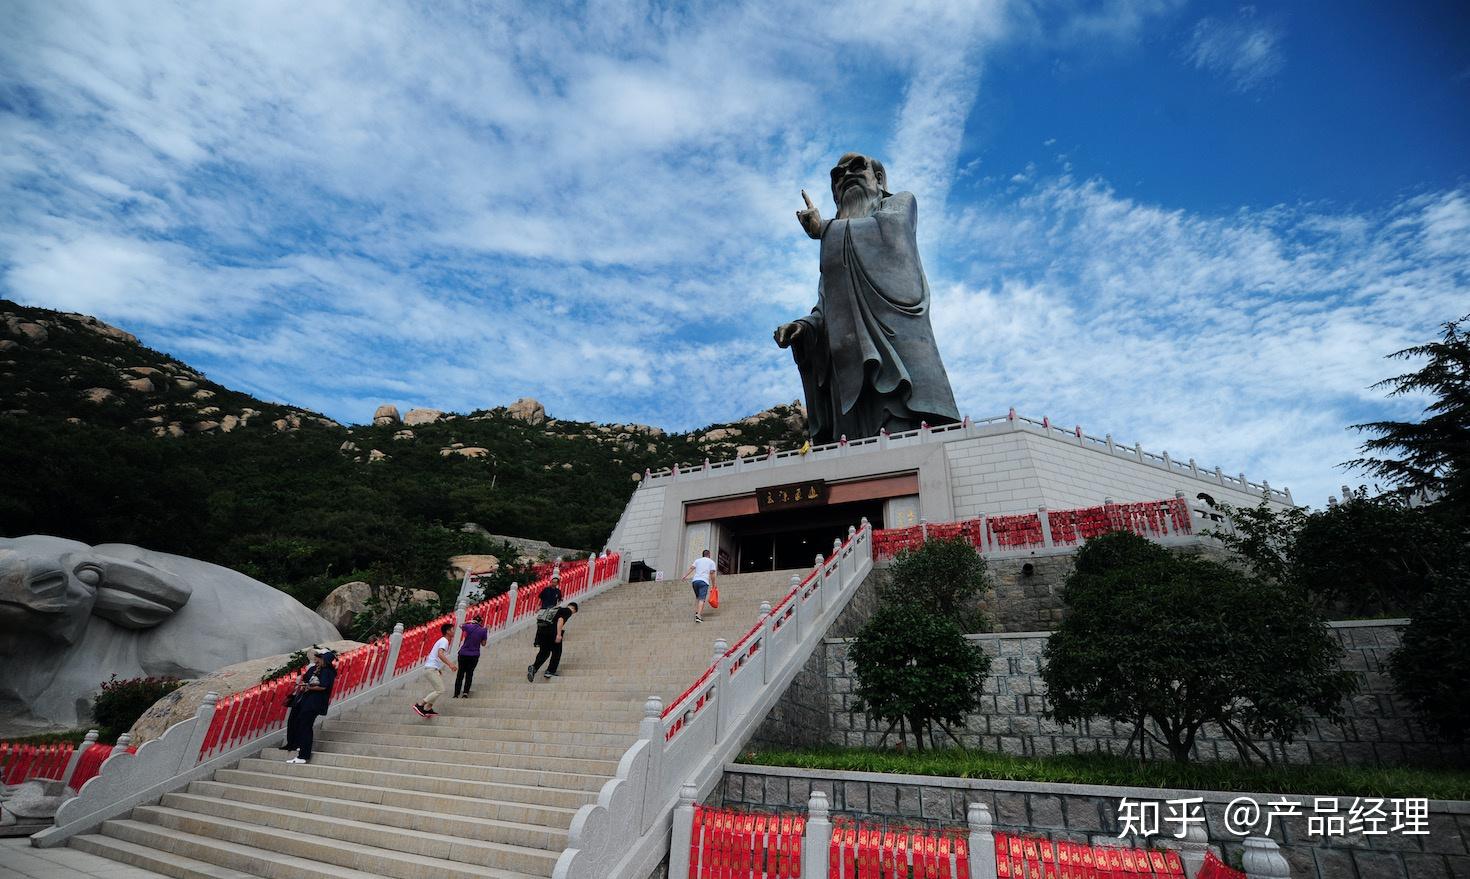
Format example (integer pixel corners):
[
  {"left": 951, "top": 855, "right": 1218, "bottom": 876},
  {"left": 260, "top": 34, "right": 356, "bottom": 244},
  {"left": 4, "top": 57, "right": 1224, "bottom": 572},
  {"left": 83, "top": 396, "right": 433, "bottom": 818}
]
[{"left": 0, "top": 838, "right": 170, "bottom": 879}]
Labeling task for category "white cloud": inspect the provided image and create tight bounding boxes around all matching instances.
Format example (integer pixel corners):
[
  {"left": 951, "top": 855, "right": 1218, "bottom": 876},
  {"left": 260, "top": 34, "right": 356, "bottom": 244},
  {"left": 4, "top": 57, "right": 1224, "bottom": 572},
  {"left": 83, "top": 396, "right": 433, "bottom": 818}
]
[
  {"left": 934, "top": 177, "right": 1469, "bottom": 506},
  {"left": 1183, "top": 6, "right": 1285, "bottom": 92},
  {"left": 2, "top": 0, "right": 1455, "bottom": 515}
]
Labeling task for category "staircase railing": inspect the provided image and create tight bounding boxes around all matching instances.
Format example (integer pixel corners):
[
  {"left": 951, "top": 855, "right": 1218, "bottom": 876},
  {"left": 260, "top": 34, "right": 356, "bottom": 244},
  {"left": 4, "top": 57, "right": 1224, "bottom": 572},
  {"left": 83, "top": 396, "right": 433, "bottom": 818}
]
[
  {"left": 871, "top": 494, "right": 1226, "bottom": 561},
  {"left": 32, "top": 554, "right": 622, "bottom": 848},
  {"left": 550, "top": 526, "right": 874, "bottom": 879}
]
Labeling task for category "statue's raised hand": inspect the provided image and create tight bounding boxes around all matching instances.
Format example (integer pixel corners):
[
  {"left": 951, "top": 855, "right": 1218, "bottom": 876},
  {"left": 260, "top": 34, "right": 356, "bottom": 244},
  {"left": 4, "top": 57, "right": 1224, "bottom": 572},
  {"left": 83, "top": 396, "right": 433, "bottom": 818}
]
[
  {"left": 796, "top": 190, "right": 824, "bottom": 239},
  {"left": 774, "top": 322, "right": 804, "bottom": 348}
]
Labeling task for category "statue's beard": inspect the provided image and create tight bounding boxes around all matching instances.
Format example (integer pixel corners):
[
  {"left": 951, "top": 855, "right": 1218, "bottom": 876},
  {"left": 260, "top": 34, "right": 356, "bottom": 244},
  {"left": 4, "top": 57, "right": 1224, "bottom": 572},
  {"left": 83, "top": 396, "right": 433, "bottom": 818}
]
[{"left": 836, "top": 182, "right": 881, "bottom": 219}]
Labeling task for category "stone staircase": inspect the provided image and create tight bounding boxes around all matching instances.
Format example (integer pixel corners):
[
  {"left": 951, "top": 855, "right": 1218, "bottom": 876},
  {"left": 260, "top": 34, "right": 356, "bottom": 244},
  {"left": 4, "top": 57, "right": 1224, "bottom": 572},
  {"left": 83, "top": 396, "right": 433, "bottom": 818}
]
[{"left": 67, "top": 570, "right": 803, "bottom": 879}]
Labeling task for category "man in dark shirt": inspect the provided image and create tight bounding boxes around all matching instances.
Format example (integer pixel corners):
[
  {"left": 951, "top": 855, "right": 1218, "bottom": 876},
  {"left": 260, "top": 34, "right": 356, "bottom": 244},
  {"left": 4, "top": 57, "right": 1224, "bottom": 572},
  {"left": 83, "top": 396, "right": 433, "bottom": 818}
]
[
  {"left": 527, "top": 602, "right": 578, "bottom": 682},
  {"left": 285, "top": 648, "right": 336, "bottom": 764},
  {"left": 538, "top": 572, "right": 562, "bottom": 610}
]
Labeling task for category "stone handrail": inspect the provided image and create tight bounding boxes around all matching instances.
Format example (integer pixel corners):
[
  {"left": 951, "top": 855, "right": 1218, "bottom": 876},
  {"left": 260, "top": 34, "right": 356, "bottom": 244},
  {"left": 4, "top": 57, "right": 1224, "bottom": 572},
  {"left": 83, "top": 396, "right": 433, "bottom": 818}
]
[
  {"left": 32, "top": 560, "right": 626, "bottom": 848},
  {"left": 669, "top": 791, "right": 1293, "bottom": 879},
  {"left": 551, "top": 524, "right": 875, "bottom": 878},
  {"left": 637, "top": 410, "right": 1292, "bottom": 505}
]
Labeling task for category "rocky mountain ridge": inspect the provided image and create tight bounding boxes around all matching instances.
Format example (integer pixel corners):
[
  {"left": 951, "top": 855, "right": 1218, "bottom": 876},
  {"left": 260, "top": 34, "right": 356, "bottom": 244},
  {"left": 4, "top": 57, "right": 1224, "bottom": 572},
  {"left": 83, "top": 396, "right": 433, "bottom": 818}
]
[
  {"left": 0, "top": 299, "right": 806, "bottom": 465},
  {"left": 0, "top": 300, "right": 807, "bottom": 598}
]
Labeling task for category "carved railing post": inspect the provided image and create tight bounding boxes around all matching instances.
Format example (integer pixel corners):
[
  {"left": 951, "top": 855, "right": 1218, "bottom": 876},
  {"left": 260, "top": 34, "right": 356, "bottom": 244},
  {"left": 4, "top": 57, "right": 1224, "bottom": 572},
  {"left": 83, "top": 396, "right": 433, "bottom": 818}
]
[
  {"left": 1038, "top": 506, "right": 1053, "bottom": 548},
  {"left": 385, "top": 622, "right": 405, "bottom": 678},
  {"left": 638, "top": 696, "right": 664, "bottom": 834},
  {"left": 711, "top": 639, "right": 731, "bottom": 742},
  {"left": 452, "top": 599, "right": 468, "bottom": 653},
  {"left": 506, "top": 581, "right": 519, "bottom": 621},
  {"left": 968, "top": 802, "right": 997, "bottom": 879},
  {"left": 1175, "top": 818, "right": 1210, "bottom": 878},
  {"left": 804, "top": 790, "right": 832, "bottom": 878},
  {"left": 62, "top": 730, "right": 100, "bottom": 787},
  {"left": 814, "top": 554, "right": 827, "bottom": 614},
  {"left": 760, "top": 599, "right": 775, "bottom": 681},
  {"left": 177, "top": 694, "right": 219, "bottom": 772},
  {"left": 1241, "top": 836, "right": 1291, "bottom": 879},
  {"left": 669, "top": 783, "right": 698, "bottom": 879}
]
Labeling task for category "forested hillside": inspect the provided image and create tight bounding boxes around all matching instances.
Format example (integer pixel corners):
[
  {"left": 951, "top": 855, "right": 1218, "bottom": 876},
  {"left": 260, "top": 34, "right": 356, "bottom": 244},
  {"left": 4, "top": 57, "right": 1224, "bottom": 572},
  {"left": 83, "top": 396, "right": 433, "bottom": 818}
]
[{"left": 0, "top": 300, "right": 806, "bottom": 607}]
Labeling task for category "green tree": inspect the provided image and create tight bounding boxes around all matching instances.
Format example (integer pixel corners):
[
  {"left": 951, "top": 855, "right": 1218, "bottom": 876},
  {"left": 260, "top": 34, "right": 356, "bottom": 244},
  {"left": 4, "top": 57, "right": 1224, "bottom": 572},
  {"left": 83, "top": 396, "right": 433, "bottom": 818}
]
[
  {"left": 1212, "top": 491, "right": 1455, "bottom": 616},
  {"left": 1348, "top": 313, "right": 1470, "bottom": 513},
  {"left": 882, "top": 535, "right": 991, "bottom": 629},
  {"left": 1389, "top": 566, "right": 1470, "bottom": 742},
  {"left": 1042, "top": 532, "right": 1358, "bottom": 764},
  {"left": 849, "top": 601, "right": 991, "bottom": 751}
]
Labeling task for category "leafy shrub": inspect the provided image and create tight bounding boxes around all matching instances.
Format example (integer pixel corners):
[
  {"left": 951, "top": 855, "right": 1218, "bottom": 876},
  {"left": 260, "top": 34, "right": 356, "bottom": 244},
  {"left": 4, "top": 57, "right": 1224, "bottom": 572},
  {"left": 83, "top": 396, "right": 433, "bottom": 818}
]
[
  {"left": 92, "top": 675, "right": 185, "bottom": 741},
  {"left": 882, "top": 535, "right": 990, "bottom": 629},
  {"left": 849, "top": 601, "right": 991, "bottom": 750},
  {"left": 1390, "top": 567, "right": 1470, "bottom": 742},
  {"left": 1042, "top": 531, "right": 1359, "bottom": 764}
]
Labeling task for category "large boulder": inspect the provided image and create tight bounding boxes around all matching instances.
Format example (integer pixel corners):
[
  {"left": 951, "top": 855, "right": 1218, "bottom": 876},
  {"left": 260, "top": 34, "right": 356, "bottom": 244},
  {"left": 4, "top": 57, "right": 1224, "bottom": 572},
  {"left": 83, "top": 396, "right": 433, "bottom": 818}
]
[
  {"left": 507, "top": 397, "right": 546, "bottom": 425},
  {"left": 701, "top": 427, "right": 742, "bottom": 442},
  {"left": 372, "top": 404, "right": 401, "bottom": 426},
  {"left": 402, "top": 408, "right": 443, "bottom": 426},
  {"left": 314, "top": 581, "right": 438, "bottom": 633},
  {"left": 447, "top": 555, "right": 499, "bottom": 581},
  {"left": 0, "top": 536, "right": 341, "bottom": 734},
  {"left": 128, "top": 639, "right": 361, "bottom": 744}
]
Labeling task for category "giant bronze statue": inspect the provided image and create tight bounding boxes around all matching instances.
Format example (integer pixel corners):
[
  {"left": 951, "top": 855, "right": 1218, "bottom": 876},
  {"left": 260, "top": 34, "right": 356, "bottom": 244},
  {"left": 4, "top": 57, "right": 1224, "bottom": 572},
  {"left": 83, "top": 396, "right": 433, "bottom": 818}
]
[{"left": 774, "top": 153, "right": 961, "bottom": 444}]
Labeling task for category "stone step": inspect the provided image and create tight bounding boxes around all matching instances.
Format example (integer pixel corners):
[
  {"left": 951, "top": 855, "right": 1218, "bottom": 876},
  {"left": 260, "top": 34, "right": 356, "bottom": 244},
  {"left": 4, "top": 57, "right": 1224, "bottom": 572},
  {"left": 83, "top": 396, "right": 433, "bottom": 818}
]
[
  {"left": 141, "top": 797, "right": 561, "bottom": 874},
  {"left": 323, "top": 719, "right": 634, "bottom": 746},
  {"left": 180, "top": 782, "right": 568, "bottom": 850},
  {"left": 328, "top": 711, "right": 640, "bottom": 735},
  {"left": 72, "top": 832, "right": 265, "bottom": 879},
  {"left": 312, "top": 729, "right": 626, "bottom": 760},
  {"left": 99, "top": 816, "right": 539, "bottom": 879},
  {"left": 300, "top": 750, "right": 610, "bottom": 792},
  {"left": 307, "top": 740, "right": 619, "bottom": 777},
  {"left": 233, "top": 757, "right": 597, "bottom": 809},
  {"left": 377, "top": 702, "right": 642, "bottom": 723},
  {"left": 208, "top": 770, "right": 577, "bottom": 827}
]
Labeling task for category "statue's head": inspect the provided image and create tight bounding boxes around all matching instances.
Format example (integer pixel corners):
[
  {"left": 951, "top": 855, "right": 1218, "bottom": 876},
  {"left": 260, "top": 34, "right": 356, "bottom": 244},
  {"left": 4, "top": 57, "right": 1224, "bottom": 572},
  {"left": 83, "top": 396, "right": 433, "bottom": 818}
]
[
  {"left": 829, "top": 152, "right": 890, "bottom": 211},
  {"left": 0, "top": 538, "right": 191, "bottom": 651}
]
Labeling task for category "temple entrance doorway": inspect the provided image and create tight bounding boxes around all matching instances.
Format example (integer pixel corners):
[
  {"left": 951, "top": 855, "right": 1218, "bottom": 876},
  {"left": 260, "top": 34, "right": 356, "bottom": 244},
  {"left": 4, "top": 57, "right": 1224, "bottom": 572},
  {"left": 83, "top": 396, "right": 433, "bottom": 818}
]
[{"left": 721, "top": 499, "right": 885, "bottom": 573}]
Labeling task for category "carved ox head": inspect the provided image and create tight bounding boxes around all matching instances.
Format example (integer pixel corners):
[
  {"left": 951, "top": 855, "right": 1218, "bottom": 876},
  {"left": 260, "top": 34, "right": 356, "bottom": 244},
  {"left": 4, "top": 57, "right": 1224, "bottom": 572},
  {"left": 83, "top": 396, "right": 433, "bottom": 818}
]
[{"left": 0, "top": 541, "right": 191, "bottom": 651}]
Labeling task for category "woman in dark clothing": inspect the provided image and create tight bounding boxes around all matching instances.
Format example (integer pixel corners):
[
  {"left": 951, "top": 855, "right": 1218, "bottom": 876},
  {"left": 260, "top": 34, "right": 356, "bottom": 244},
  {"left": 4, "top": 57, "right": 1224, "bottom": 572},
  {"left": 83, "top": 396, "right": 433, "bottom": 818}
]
[
  {"left": 285, "top": 648, "right": 336, "bottom": 765},
  {"left": 454, "top": 616, "right": 489, "bottom": 698}
]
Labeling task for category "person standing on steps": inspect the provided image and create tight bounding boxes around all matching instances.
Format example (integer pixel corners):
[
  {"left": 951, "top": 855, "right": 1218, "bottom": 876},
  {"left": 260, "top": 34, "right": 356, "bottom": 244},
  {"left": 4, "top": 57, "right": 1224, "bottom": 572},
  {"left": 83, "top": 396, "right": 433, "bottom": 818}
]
[
  {"left": 538, "top": 572, "right": 562, "bottom": 610},
  {"left": 527, "top": 601, "right": 578, "bottom": 681},
  {"left": 683, "top": 549, "right": 718, "bottom": 623},
  {"left": 413, "top": 623, "right": 456, "bottom": 718},
  {"left": 285, "top": 648, "right": 335, "bottom": 765},
  {"left": 454, "top": 615, "right": 488, "bottom": 698}
]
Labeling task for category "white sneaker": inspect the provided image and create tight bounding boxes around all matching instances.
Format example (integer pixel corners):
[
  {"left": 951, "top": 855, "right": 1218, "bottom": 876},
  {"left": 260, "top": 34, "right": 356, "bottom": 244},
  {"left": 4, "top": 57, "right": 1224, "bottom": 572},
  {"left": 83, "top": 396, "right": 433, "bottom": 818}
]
[{"left": 286, "top": 757, "right": 308, "bottom": 765}]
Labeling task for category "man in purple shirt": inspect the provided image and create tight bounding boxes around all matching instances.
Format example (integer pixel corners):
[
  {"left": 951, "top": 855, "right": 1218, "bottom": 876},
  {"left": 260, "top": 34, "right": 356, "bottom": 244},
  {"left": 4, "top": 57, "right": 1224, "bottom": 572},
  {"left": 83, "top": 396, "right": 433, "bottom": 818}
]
[{"left": 453, "top": 615, "right": 489, "bottom": 698}]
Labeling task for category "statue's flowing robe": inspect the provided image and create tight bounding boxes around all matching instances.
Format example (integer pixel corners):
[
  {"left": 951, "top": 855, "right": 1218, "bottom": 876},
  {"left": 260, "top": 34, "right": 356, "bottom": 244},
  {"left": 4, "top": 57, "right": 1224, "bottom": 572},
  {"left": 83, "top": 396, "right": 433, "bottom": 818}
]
[{"left": 792, "top": 191, "right": 960, "bottom": 444}]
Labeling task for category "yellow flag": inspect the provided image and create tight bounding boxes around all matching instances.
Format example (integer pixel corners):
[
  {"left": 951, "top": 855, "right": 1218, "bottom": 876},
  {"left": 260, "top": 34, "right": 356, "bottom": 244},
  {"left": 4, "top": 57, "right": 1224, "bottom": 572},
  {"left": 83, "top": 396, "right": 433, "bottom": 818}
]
[{"left": 799, "top": 440, "right": 811, "bottom": 455}]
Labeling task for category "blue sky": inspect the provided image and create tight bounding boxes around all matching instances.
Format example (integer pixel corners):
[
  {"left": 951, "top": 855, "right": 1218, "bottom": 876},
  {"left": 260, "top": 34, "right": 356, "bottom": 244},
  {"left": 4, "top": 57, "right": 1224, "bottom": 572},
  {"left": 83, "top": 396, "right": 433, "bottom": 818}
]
[{"left": 2, "top": 0, "right": 1467, "bottom": 508}]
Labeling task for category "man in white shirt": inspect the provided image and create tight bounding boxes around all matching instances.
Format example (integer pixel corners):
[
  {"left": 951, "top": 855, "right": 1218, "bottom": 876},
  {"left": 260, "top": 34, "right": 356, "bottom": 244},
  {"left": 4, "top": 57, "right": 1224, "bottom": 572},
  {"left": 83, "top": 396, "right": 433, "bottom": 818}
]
[
  {"left": 682, "top": 549, "right": 718, "bottom": 623},
  {"left": 412, "top": 623, "right": 457, "bottom": 718}
]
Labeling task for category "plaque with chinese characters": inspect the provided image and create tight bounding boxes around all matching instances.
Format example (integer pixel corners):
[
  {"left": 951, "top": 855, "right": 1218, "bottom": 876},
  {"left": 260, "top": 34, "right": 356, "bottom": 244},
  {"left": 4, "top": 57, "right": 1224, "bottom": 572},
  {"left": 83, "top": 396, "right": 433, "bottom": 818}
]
[{"left": 756, "top": 479, "right": 828, "bottom": 511}]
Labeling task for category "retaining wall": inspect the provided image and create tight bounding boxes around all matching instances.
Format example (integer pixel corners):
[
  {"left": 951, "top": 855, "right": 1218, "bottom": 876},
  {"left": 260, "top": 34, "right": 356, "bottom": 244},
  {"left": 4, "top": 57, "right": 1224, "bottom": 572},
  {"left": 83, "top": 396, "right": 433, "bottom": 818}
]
[{"left": 752, "top": 621, "right": 1469, "bottom": 767}]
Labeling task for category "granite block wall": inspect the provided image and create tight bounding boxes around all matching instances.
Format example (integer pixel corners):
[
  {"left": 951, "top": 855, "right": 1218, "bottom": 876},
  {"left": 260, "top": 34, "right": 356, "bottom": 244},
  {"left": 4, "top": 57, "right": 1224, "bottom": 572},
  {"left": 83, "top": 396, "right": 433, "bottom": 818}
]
[
  {"left": 716, "top": 764, "right": 1470, "bottom": 879},
  {"left": 752, "top": 621, "right": 1469, "bottom": 766}
]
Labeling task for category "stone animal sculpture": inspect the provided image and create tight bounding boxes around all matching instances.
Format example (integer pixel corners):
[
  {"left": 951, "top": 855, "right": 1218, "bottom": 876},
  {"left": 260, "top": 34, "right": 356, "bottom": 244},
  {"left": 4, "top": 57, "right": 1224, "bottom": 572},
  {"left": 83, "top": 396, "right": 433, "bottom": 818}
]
[
  {"left": 774, "top": 152, "right": 961, "bottom": 443},
  {"left": 0, "top": 536, "right": 340, "bottom": 732}
]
